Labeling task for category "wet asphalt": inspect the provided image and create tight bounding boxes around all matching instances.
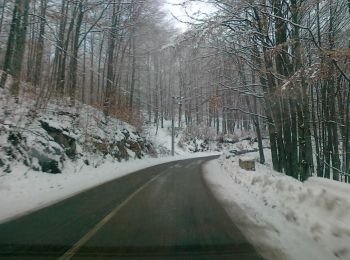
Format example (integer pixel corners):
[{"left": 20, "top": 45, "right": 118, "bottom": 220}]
[{"left": 0, "top": 156, "right": 264, "bottom": 260}]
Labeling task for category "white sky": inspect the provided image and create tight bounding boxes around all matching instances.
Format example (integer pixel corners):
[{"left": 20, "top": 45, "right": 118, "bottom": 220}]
[{"left": 162, "top": 0, "right": 215, "bottom": 32}]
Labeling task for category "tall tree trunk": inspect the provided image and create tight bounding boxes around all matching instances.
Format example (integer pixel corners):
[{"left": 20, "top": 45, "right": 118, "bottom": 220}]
[
  {"left": 129, "top": 27, "right": 136, "bottom": 111},
  {"left": 68, "top": 1, "right": 84, "bottom": 105},
  {"left": 0, "top": 0, "right": 31, "bottom": 97},
  {"left": 0, "top": 0, "right": 8, "bottom": 36},
  {"left": 33, "top": 0, "right": 47, "bottom": 88}
]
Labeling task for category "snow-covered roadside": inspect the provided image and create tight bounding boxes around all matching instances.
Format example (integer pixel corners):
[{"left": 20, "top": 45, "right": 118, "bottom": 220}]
[
  {"left": 0, "top": 152, "right": 219, "bottom": 223},
  {"left": 203, "top": 155, "right": 350, "bottom": 260}
]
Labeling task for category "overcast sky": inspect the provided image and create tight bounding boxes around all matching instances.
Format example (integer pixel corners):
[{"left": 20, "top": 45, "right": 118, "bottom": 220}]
[{"left": 162, "top": 0, "right": 215, "bottom": 32}]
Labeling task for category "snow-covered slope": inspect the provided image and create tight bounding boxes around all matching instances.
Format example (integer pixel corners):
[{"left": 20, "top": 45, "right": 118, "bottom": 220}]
[
  {"left": 143, "top": 120, "right": 216, "bottom": 154},
  {"left": 0, "top": 89, "right": 157, "bottom": 174},
  {"left": 204, "top": 153, "right": 350, "bottom": 260},
  {"left": 0, "top": 90, "right": 221, "bottom": 223}
]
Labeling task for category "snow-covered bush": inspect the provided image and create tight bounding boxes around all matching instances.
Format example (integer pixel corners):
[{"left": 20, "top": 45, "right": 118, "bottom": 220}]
[
  {"left": 180, "top": 123, "right": 217, "bottom": 142},
  {"left": 217, "top": 133, "right": 240, "bottom": 144},
  {"left": 91, "top": 95, "right": 144, "bottom": 132},
  {"left": 178, "top": 123, "right": 216, "bottom": 152}
]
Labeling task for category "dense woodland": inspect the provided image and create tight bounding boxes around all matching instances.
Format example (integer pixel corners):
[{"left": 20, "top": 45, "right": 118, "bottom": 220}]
[{"left": 0, "top": 0, "right": 349, "bottom": 183}]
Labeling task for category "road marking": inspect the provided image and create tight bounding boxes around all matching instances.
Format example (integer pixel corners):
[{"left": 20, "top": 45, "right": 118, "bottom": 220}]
[{"left": 58, "top": 173, "right": 163, "bottom": 260}]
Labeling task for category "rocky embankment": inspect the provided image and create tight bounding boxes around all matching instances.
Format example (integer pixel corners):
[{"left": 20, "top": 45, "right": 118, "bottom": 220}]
[{"left": 0, "top": 100, "right": 156, "bottom": 174}]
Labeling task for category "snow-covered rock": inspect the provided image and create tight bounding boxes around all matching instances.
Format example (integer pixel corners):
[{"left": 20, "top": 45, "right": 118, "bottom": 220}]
[{"left": 0, "top": 90, "right": 156, "bottom": 174}]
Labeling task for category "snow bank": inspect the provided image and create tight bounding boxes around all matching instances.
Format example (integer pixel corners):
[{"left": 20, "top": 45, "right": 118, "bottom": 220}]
[
  {"left": 0, "top": 152, "right": 219, "bottom": 223},
  {"left": 203, "top": 155, "right": 350, "bottom": 260}
]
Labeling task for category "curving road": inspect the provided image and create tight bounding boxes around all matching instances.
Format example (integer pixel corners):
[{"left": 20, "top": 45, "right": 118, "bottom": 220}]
[{"left": 0, "top": 156, "right": 264, "bottom": 259}]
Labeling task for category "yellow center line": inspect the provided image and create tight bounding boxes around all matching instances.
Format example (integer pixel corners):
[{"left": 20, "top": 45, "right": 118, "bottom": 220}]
[{"left": 58, "top": 172, "right": 164, "bottom": 260}]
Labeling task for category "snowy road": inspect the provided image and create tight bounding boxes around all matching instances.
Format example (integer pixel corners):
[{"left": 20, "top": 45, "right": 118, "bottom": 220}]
[{"left": 0, "top": 156, "right": 264, "bottom": 259}]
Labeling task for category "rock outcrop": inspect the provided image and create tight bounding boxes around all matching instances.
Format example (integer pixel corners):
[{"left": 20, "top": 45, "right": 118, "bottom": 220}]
[
  {"left": 0, "top": 105, "right": 156, "bottom": 174},
  {"left": 239, "top": 158, "right": 256, "bottom": 171}
]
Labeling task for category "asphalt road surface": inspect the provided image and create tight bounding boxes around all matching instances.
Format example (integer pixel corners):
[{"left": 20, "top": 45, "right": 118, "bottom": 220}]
[{"left": 0, "top": 156, "right": 264, "bottom": 260}]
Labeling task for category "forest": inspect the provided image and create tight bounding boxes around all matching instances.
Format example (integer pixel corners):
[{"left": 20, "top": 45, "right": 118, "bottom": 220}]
[{"left": 0, "top": 0, "right": 350, "bottom": 183}]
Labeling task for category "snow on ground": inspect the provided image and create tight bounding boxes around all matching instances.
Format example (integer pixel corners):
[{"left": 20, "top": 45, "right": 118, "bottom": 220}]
[
  {"left": 0, "top": 87, "right": 157, "bottom": 174},
  {"left": 203, "top": 152, "right": 350, "bottom": 260},
  {"left": 143, "top": 120, "right": 185, "bottom": 155},
  {"left": 0, "top": 151, "right": 219, "bottom": 224},
  {"left": 0, "top": 87, "right": 222, "bottom": 224}
]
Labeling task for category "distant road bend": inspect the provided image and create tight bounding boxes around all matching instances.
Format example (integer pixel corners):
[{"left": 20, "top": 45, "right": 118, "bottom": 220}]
[{"left": 0, "top": 156, "right": 264, "bottom": 259}]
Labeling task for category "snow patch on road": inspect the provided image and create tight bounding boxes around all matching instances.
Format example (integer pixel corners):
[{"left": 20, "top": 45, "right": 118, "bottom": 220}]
[{"left": 203, "top": 155, "right": 350, "bottom": 260}]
